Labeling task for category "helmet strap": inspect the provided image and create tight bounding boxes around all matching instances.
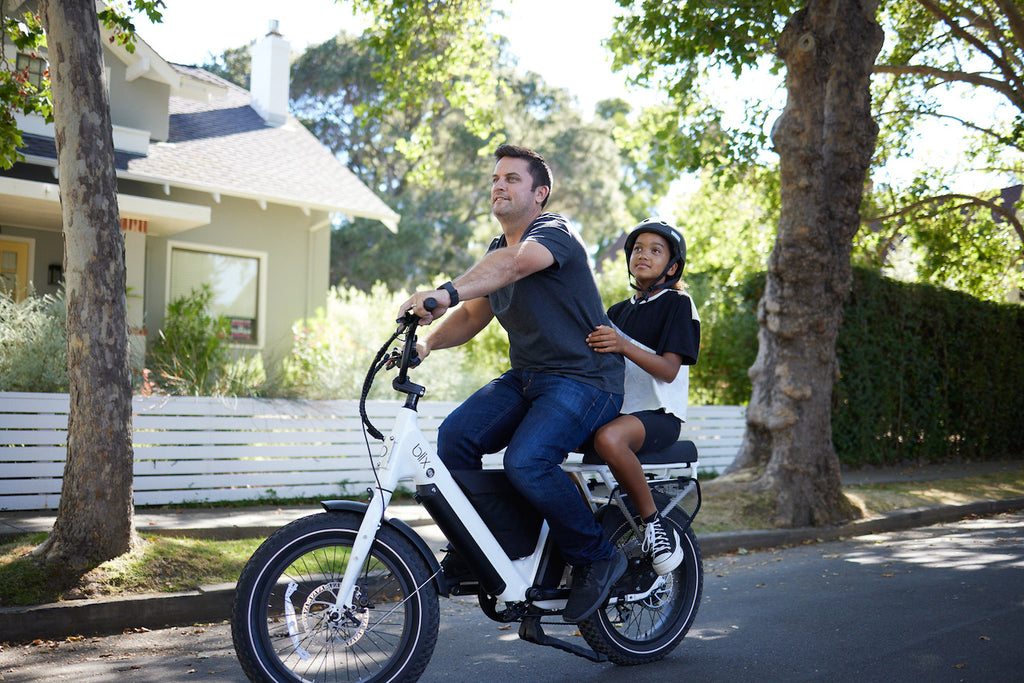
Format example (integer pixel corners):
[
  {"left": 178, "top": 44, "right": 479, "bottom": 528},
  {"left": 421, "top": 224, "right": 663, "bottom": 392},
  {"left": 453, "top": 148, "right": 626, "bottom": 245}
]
[{"left": 630, "top": 259, "right": 679, "bottom": 302}]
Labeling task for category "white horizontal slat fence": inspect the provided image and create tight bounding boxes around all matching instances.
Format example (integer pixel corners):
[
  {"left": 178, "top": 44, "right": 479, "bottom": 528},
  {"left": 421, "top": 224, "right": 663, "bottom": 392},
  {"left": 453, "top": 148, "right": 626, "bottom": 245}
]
[{"left": 1, "top": 392, "right": 743, "bottom": 511}]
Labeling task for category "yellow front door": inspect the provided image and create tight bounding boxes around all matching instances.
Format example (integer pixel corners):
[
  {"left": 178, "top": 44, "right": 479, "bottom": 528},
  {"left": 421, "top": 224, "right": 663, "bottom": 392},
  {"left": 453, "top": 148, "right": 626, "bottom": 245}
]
[{"left": 0, "top": 239, "right": 30, "bottom": 302}]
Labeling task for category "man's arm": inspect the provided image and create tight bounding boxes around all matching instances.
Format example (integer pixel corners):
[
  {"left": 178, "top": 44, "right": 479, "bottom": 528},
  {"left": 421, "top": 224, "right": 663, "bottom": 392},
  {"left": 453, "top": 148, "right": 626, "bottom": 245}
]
[
  {"left": 399, "top": 239, "right": 554, "bottom": 323},
  {"left": 420, "top": 297, "right": 494, "bottom": 359},
  {"left": 451, "top": 239, "right": 554, "bottom": 301}
]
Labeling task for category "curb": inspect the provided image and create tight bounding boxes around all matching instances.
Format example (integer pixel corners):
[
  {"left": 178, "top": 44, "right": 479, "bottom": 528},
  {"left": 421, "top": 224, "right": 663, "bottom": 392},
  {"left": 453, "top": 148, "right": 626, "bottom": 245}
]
[
  {"left": 0, "top": 583, "right": 236, "bottom": 644},
  {"left": 3, "top": 497, "right": 1022, "bottom": 644}
]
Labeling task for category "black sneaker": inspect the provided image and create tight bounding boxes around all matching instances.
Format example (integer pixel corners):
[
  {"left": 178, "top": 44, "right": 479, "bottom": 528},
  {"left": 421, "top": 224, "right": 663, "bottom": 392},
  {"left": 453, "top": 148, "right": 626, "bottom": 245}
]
[
  {"left": 644, "top": 515, "right": 683, "bottom": 576},
  {"left": 562, "top": 551, "right": 627, "bottom": 623}
]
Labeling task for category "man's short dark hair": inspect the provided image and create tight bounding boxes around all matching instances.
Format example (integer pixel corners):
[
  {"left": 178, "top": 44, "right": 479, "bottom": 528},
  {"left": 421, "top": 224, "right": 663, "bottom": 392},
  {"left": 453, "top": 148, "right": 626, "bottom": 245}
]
[{"left": 494, "top": 143, "right": 553, "bottom": 208}]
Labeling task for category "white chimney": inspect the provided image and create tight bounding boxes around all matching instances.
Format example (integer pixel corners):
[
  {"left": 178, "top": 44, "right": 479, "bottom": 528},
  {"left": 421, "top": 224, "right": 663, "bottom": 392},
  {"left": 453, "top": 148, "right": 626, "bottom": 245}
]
[{"left": 250, "top": 20, "right": 290, "bottom": 126}]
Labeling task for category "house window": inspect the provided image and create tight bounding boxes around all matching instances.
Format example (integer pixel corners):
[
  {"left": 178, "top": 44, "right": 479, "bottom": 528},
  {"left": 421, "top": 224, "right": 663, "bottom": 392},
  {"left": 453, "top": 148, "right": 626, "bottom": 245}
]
[
  {"left": 16, "top": 53, "right": 47, "bottom": 88},
  {"left": 168, "top": 243, "right": 266, "bottom": 345}
]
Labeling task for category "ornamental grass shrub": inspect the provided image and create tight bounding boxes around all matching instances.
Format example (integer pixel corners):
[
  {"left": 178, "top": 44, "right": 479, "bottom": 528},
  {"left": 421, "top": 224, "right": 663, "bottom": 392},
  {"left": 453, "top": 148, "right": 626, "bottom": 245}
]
[
  {"left": 0, "top": 289, "right": 68, "bottom": 393},
  {"left": 279, "top": 284, "right": 501, "bottom": 402}
]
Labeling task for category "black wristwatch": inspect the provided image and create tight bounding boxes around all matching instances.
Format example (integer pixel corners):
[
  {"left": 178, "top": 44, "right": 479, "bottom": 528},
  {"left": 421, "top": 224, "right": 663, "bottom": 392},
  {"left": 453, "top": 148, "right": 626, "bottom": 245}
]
[{"left": 437, "top": 280, "right": 460, "bottom": 307}]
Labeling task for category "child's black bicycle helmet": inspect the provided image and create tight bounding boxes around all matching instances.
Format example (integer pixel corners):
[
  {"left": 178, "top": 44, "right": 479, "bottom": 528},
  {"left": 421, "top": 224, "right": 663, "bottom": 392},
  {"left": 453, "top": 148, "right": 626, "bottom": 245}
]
[{"left": 623, "top": 217, "right": 686, "bottom": 298}]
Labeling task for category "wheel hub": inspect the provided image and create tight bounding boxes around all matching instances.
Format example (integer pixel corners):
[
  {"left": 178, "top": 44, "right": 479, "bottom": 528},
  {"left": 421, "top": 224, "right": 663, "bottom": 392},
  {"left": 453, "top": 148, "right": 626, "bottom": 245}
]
[{"left": 301, "top": 581, "right": 370, "bottom": 646}]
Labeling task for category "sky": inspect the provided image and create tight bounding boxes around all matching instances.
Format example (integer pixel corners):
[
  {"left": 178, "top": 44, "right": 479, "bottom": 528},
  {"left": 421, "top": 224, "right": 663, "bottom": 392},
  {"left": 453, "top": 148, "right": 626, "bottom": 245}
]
[{"left": 134, "top": 0, "right": 635, "bottom": 115}]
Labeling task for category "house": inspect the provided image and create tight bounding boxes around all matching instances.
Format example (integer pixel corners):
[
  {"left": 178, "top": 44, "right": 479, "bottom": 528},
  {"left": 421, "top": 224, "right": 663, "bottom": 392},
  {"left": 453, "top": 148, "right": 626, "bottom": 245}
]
[{"left": 0, "top": 9, "right": 399, "bottom": 369}]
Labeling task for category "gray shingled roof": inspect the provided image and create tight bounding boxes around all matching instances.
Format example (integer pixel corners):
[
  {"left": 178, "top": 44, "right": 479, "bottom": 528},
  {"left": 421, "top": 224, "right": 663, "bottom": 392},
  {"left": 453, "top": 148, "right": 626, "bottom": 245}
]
[
  {"left": 125, "top": 64, "right": 398, "bottom": 229},
  {"left": 18, "top": 133, "right": 143, "bottom": 171}
]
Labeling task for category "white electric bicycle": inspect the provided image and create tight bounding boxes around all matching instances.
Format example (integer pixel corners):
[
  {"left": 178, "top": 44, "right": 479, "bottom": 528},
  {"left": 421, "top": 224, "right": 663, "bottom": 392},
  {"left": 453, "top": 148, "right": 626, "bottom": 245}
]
[{"left": 231, "top": 307, "right": 704, "bottom": 682}]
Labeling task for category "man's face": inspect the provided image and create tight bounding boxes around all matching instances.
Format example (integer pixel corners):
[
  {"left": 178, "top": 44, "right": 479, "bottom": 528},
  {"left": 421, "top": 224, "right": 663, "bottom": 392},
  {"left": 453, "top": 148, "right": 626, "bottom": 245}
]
[{"left": 491, "top": 156, "right": 546, "bottom": 220}]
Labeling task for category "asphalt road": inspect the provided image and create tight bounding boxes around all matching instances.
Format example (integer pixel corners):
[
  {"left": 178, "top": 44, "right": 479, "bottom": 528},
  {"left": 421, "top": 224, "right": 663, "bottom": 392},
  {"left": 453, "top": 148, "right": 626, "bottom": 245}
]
[{"left": 2, "top": 511, "right": 1022, "bottom": 682}]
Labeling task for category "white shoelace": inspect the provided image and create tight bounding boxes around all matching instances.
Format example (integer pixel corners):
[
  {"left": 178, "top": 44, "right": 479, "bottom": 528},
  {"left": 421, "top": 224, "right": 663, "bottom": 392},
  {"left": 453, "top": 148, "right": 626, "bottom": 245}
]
[{"left": 642, "top": 519, "right": 672, "bottom": 556}]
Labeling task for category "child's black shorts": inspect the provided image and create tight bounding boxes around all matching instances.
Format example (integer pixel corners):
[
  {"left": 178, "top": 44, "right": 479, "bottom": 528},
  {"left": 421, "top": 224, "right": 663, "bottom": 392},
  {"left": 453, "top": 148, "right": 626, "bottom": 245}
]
[{"left": 633, "top": 409, "right": 682, "bottom": 455}]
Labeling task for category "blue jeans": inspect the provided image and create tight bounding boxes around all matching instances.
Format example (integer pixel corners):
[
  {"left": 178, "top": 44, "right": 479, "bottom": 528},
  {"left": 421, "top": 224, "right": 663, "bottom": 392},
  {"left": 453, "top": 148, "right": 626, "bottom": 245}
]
[{"left": 438, "top": 369, "right": 623, "bottom": 566}]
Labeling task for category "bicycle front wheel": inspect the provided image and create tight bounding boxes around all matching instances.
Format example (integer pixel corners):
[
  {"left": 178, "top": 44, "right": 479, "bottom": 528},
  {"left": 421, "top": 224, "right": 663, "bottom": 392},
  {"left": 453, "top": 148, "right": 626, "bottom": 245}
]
[{"left": 231, "top": 512, "right": 439, "bottom": 683}]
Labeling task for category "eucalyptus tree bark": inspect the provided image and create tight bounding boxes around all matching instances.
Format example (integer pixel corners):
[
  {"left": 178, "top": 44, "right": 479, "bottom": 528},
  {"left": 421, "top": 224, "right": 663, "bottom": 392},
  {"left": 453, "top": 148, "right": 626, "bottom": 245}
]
[
  {"left": 33, "top": 0, "right": 137, "bottom": 570},
  {"left": 727, "top": 0, "right": 884, "bottom": 527}
]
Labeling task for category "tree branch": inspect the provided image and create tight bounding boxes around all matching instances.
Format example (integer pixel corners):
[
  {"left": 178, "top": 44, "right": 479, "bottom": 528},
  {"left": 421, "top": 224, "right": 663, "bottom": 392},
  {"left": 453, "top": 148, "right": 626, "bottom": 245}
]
[
  {"left": 992, "top": 0, "right": 1024, "bottom": 61},
  {"left": 865, "top": 191, "right": 1024, "bottom": 247},
  {"left": 873, "top": 64, "right": 1015, "bottom": 102},
  {"left": 876, "top": 104, "right": 1024, "bottom": 151},
  {"left": 917, "top": 0, "right": 1003, "bottom": 67},
  {"left": 905, "top": 0, "right": 1023, "bottom": 110}
]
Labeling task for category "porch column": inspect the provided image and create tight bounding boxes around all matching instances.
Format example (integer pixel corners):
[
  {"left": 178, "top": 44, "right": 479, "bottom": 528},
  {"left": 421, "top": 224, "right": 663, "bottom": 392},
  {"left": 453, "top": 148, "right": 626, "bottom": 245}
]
[{"left": 121, "top": 218, "right": 147, "bottom": 372}]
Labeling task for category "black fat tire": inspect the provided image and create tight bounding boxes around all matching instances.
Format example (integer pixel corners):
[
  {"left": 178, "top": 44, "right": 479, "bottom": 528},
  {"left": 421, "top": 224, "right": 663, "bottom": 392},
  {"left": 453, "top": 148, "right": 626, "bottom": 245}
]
[
  {"left": 578, "top": 506, "right": 703, "bottom": 666},
  {"left": 231, "top": 512, "right": 440, "bottom": 682}
]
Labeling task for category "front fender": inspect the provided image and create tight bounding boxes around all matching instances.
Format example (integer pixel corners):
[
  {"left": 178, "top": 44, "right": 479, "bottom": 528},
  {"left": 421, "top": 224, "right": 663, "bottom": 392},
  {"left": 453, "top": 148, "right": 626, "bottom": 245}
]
[{"left": 320, "top": 499, "right": 443, "bottom": 591}]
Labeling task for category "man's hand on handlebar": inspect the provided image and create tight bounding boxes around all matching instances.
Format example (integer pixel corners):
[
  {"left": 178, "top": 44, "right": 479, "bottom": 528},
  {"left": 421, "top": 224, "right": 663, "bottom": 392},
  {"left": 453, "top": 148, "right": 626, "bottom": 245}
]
[
  {"left": 385, "top": 346, "right": 423, "bottom": 370},
  {"left": 397, "top": 288, "right": 451, "bottom": 325}
]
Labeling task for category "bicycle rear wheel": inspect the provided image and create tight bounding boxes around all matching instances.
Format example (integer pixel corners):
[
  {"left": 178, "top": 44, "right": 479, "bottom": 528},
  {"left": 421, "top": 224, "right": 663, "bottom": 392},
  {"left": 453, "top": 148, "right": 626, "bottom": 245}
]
[
  {"left": 578, "top": 504, "right": 703, "bottom": 665},
  {"left": 231, "top": 512, "right": 439, "bottom": 682}
]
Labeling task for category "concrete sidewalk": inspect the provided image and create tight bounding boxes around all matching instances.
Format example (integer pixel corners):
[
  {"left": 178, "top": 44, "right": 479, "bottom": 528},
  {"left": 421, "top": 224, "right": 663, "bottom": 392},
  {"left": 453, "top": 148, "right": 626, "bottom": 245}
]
[
  {"left": 0, "top": 501, "right": 433, "bottom": 543},
  {"left": 2, "top": 461, "right": 1023, "bottom": 644}
]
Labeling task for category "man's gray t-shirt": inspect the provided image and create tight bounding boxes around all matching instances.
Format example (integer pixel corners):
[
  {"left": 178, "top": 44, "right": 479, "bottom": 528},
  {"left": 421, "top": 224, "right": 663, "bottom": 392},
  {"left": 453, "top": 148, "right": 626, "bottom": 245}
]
[{"left": 487, "top": 212, "right": 624, "bottom": 395}]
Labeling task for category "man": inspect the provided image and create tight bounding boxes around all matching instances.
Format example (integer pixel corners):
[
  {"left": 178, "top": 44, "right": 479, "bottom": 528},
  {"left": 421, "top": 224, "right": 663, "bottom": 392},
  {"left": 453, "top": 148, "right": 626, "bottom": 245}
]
[{"left": 399, "top": 143, "right": 625, "bottom": 623}]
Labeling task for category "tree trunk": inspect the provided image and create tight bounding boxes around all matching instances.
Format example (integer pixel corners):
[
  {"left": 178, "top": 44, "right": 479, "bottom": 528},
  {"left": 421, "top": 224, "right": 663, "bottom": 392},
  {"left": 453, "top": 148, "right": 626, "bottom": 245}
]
[
  {"left": 33, "top": 0, "right": 137, "bottom": 571},
  {"left": 726, "top": 0, "right": 884, "bottom": 527}
]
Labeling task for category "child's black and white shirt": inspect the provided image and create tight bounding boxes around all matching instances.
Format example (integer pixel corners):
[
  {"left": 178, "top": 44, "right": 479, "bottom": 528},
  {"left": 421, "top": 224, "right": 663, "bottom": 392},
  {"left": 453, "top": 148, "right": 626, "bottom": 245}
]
[{"left": 606, "top": 289, "right": 701, "bottom": 421}]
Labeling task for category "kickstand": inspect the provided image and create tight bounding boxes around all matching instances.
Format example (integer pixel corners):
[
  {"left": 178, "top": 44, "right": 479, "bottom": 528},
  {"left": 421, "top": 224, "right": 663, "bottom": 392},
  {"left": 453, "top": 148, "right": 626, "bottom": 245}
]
[{"left": 518, "top": 616, "right": 608, "bottom": 663}]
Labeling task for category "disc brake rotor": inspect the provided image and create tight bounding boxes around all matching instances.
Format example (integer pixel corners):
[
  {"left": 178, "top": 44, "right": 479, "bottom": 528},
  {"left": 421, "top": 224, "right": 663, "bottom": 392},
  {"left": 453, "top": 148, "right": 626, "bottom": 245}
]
[{"left": 301, "top": 581, "right": 370, "bottom": 646}]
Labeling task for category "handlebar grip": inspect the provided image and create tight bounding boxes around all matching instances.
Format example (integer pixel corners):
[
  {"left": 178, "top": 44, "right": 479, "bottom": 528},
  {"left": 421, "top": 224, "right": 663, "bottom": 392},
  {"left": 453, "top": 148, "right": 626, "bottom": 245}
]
[{"left": 424, "top": 297, "right": 437, "bottom": 311}]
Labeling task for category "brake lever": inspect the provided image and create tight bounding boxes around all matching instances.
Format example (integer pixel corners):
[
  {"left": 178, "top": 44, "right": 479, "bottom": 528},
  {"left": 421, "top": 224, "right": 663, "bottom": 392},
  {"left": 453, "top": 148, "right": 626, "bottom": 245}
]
[{"left": 384, "top": 348, "right": 421, "bottom": 370}]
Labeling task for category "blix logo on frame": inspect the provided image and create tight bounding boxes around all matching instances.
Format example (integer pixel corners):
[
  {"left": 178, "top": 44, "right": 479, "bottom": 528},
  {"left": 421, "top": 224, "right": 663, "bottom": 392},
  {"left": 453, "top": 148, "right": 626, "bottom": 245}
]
[{"left": 412, "top": 443, "right": 432, "bottom": 476}]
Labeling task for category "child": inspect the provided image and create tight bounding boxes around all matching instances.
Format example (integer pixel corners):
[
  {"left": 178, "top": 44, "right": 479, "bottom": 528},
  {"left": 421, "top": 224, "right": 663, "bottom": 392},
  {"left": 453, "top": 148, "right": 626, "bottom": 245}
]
[{"left": 585, "top": 217, "right": 701, "bottom": 575}]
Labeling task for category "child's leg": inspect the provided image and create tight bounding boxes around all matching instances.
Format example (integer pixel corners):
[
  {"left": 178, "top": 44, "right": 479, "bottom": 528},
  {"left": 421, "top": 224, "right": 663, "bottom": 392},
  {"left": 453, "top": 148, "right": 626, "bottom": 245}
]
[
  {"left": 592, "top": 415, "right": 658, "bottom": 519},
  {"left": 594, "top": 413, "right": 684, "bottom": 575}
]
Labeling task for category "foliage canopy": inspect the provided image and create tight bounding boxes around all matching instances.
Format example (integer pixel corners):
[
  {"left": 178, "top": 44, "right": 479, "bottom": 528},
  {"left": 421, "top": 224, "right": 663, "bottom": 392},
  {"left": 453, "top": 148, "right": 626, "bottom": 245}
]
[{"left": 608, "top": 0, "right": 1024, "bottom": 302}]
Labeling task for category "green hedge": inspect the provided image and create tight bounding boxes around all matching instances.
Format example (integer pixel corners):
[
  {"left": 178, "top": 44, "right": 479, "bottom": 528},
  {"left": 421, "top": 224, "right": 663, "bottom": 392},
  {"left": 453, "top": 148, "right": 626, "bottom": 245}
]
[
  {"left": 685, "top": 271, "right": 761, "bottom": 406},
  {"left": 680, "top": 267, "right": 1023, "bottom": 466},
  {"left": 834, "top": 268, "right": 1024, "bottom": 465}
]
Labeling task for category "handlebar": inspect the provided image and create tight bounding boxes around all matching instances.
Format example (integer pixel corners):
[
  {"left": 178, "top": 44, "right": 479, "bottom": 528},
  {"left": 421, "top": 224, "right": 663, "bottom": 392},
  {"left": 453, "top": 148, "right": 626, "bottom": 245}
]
[{"left": 359, "top": 297, "right": 438, "bottom": 440}]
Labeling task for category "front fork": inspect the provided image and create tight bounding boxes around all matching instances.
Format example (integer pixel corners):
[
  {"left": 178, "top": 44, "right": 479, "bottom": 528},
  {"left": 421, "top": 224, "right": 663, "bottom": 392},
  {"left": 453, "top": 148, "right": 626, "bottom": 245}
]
[
  {"left": 330, "top": 412, "right": 415, "bottom": 611},
  {"left": 332, "top": 486, "right": 392, "bottom": 611}
]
